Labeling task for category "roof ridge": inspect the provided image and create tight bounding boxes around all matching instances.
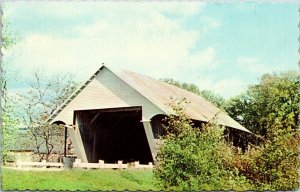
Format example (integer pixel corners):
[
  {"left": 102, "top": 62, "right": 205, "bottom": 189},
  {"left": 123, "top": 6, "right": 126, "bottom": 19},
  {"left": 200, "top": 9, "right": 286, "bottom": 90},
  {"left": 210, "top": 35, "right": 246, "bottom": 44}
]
[{"left": 105, "top": 66, "right": 171, "bottom": 117}]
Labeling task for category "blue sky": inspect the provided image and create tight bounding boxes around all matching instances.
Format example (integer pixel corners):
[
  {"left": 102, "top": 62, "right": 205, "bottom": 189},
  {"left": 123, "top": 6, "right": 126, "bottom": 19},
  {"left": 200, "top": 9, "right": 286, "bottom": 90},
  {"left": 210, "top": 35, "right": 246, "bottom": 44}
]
[{"left": 3, "top": 2, "right": 299, "bottom": 98}]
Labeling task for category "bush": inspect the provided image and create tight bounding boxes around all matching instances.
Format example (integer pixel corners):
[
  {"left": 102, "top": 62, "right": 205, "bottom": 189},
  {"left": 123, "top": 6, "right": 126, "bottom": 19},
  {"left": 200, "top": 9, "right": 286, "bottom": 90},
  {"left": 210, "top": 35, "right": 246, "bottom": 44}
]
[
  {"left": 153, "top": 99, "right": 252, "bottom": 190},
  {"left": 231, "top": 127, "right": 300, "bottom": 190}
]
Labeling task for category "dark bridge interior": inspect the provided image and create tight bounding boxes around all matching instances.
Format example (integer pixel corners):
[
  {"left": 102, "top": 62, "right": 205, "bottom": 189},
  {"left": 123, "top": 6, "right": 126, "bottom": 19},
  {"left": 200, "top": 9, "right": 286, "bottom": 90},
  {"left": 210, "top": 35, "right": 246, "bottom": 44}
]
[{"left": 75, "top": 107, "right": 153, "bottom": 164}]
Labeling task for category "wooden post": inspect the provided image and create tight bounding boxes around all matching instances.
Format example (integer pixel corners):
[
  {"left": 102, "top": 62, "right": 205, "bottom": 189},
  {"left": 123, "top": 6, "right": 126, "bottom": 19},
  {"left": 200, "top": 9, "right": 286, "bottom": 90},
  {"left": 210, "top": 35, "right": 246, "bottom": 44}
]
[
  {"left": 16, "top": 161, "right": 21, "bottom": 168},
  {"left": 118, "top": 160, "right": 122, "bottom": 169},
  {"left": 64, "top": 126, "right": 67, "bottom": 157},
  {"left": 99, "top": 160, "right": 104, "bottom": 168},
  {"left": 92, "top": 133, "right": 96, "bottom": 162},
  {"left": 134, "top": 161, "right": 139, "bottom": 168},
  {"left": 42, "top": 160, "right": 47, "bottom": 169},
  {"left": 149, "top": 162, "right": 153, "bottom": 168},
  {"left": 74, "top": 159, "right": 81, "bottom": 168}
]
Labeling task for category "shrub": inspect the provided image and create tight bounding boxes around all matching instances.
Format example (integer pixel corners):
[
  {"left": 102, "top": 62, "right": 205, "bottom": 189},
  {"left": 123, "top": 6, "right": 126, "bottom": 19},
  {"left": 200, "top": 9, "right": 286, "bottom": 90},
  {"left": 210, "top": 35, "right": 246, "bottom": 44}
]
[
  {"left": 153, "top": 99, "right": 252, "bottom": 190},
  {"left": 231, "top": 127, "right": 300, "bottom": 190},
  {"left": 154, "top": 96, "right": 299, "bottom": 191}
]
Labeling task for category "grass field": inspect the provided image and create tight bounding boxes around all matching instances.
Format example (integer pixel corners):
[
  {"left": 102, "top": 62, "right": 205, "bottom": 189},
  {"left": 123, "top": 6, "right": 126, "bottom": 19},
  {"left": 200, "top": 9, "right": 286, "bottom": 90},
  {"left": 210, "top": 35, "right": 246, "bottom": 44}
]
[{"left": 2, "top": 167, "right": 158, "bottom": 191}]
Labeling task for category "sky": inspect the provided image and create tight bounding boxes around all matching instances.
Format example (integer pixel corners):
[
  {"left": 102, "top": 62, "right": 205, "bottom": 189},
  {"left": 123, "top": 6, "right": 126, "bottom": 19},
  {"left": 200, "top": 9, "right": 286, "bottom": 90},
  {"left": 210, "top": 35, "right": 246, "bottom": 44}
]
[{"left": 3, "top": 1, "right": 299, "bottom": 98}]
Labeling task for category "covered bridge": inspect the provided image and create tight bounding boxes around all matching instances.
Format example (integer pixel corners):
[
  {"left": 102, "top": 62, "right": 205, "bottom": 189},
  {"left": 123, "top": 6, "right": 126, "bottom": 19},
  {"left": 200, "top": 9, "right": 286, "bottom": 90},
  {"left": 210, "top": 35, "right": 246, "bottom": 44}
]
[{"left": 48, "top": 65, "right": 250, "bottom": 164}]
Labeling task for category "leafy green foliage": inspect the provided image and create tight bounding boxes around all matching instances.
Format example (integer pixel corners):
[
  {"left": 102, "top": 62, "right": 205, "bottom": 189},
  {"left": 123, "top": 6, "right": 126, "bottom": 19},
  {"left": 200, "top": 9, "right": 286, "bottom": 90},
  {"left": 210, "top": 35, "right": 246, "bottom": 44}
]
[
  {"left": 2, "top": 111, "right": 18, "bottom": 163},
  {"left": 1, "top": 16, "right": 19, "bottom": 164},
  {"left": 200, "top": 89, "right": 226, "bottom": 109},
  {"left": 254, "top": 129, "right": 299, "bottom": 190},
  {"left": 225, "top": 71, "right": 300, "bottom": 142},
  {"left": 160, "top": 78, "right": 225, "bottom": 108},
  {"left": 229, "top": 128, "right": 300, "bottom": 190},
  {"left": 2, "top": 17, "right": 18, "bottom": 50},
  {"left": 224, "top": 71, "right": 300, "bottom": 190},
  {"left": 154, "top": 99, "right": 252, "bottom": 190}
]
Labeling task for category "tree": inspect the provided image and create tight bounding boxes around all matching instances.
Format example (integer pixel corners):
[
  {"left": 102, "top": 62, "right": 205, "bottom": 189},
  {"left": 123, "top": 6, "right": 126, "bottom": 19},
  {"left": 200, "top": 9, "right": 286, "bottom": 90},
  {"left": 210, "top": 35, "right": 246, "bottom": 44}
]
[
  {"left": 17, "top": 69, "right": 78, "bottom": 161},
  {"left": 224, "top": 71, "right": 300, "bottom": 144},
  {"left": 200, "top": 90, "right": 225, "bottom": 109},
  {"left": 1, "top": 17, "right": 19, "bottom": 164},
  {"left": 224, "top": 71, "right": 300, "bottom": 190},
  {"left": 160, "top": 78, "right": 225, "bottom": 108}
]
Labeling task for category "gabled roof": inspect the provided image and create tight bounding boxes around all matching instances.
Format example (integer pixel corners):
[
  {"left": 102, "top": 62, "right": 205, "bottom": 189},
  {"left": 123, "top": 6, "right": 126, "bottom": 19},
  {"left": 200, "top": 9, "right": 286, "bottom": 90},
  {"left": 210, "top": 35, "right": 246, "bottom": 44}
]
[{"left": 48, "top": 64, "right": 250, "bottom": 133}]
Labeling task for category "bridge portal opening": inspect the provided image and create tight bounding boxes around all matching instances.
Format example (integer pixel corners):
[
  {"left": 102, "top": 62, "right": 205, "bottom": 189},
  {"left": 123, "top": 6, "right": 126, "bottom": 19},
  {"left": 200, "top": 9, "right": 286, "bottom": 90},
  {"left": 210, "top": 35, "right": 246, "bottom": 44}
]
[{"left": 74, "top": 107, "right": 153, "bottom": 164}]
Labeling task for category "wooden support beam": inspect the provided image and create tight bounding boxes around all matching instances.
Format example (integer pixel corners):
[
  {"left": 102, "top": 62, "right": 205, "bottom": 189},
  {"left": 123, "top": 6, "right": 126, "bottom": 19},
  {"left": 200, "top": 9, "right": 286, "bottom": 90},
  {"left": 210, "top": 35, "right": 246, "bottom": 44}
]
[
  {"left": 141, "top": 119, "right": 156, "bottom": 163},
  {"left": 68, "top": 124, "right": 88, "bottom": 163},
  {"left": 90, "top": 112, "right": 101, "bottom": 126},
  {"left": 75, "top": 106, "right": 142, "bottom": 114}
]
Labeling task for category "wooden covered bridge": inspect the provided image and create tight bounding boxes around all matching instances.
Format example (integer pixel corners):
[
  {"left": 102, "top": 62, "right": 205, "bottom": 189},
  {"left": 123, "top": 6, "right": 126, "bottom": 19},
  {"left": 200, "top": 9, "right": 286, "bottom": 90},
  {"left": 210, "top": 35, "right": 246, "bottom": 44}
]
[{"left": 48, "top": 65, "right": 250, "bottom": 164}]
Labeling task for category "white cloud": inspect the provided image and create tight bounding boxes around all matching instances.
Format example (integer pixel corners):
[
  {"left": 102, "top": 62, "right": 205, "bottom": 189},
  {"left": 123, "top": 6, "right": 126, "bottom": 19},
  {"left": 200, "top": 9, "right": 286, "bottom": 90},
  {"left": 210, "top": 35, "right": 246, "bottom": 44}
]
[
  {"left": 188, "top": 47, "right": 216, "bottom": 69},
  {"left": 4, "top": 1, "right": 87, "bottom": 18},
  {"left": 7, "top": 4, "right": 217, "bottom": 83},
  {"left": 73, "top": 11, "right": 218, "bottom": 79},
  {"left": 5, "top": 2, "right": 232, "bottom": 98},
  {"left": 5, "top": 1, "right": 204, "bottom": 20},
  {"left": 194, "top": 76, "right": 214, "bottom": 90},
  {"left": 212, "top": 77, "right": 247, "bottom": 98},
  {"left": 195, "top": 77, "right": 247, "bottom": 98},
  {"left": 237, "top": 57, "right": 269, "bottom": 74},
  {"left": 7, "top": 34, "right": 90, "bottom": 78},
  {"left": 200, "top": 16, "right": 222, "bottom": 34}
]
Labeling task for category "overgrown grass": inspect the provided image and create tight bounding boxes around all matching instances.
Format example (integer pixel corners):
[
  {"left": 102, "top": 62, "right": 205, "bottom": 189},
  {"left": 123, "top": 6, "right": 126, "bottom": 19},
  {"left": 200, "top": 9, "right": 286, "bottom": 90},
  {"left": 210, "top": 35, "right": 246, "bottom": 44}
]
[{"left": 2, "top": 167, "right": 158, "bottom": 191}]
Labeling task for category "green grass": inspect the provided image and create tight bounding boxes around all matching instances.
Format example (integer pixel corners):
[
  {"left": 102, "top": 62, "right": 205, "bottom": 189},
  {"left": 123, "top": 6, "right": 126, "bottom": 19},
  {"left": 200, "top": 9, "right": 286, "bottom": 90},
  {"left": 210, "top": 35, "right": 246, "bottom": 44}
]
[{"left": 2, "top": 167, "right": 158, "bottom": 191}]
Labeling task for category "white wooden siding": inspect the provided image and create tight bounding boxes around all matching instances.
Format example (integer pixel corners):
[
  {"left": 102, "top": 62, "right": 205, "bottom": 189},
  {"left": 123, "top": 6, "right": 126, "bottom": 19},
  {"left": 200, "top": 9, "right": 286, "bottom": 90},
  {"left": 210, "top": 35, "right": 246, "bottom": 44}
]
[{"left": 52, "top": 68, "right": 164, "bottom": 124}]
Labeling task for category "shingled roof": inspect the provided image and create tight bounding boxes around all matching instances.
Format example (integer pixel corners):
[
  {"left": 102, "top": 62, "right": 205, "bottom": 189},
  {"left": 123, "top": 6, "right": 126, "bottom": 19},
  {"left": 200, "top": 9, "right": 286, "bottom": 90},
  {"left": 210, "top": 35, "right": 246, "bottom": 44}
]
[{"left": 48, "top": 65, "right": 250, "bottom": 133}]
